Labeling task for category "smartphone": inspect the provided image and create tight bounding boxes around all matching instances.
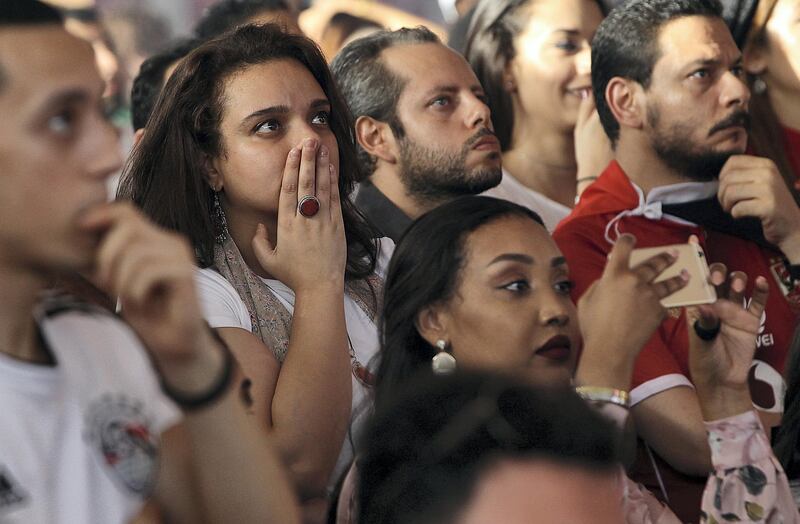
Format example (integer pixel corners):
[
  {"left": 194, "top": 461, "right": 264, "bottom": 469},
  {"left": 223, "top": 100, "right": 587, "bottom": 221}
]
[{"left": 629, "top": 243, "right": 717, "bottom": 308}]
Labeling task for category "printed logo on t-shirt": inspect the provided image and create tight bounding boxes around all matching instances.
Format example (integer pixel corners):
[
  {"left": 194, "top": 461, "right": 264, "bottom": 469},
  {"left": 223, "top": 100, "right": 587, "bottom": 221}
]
[
  {"left": 749, "top": 360, "right": 786, "bottom": 414},
  {"left": 84, "top": 394, "right": 159, "bottom": 496},
  {"left": 0, "top": 466, "right": 27, "bottom": 513},
  {"left": 770, "top": 257, "right": 800, "bottom": 307}
]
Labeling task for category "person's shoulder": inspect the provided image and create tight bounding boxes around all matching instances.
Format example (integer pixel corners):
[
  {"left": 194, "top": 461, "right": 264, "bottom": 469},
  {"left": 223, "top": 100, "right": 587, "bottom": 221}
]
[{"left": 194, "top": 267, "right": 252, "bottom": 330}]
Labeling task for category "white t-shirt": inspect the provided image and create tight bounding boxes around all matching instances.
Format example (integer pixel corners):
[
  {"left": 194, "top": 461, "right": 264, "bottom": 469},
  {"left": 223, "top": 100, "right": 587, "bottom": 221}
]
[
  {"left": 196, "top": 238, "right": 394, "bottom": 488},
  {"left": 483, "top": 169, "right": 572, "bottom": 232},
  {"left": 0, "top": 301, "right": 180, "bottom": 524}
]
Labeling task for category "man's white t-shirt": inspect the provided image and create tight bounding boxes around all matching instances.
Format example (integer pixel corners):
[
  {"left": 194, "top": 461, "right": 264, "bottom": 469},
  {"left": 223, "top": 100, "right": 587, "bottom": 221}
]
[
  {"left": 195, "top": 238, "right": 394, "bottom": 488},
  {"left": 483, "top": 169, "right": 572, "bottom": 232},
  {"left": 0, "top": 301, "right": 180, "bottom": 524}
]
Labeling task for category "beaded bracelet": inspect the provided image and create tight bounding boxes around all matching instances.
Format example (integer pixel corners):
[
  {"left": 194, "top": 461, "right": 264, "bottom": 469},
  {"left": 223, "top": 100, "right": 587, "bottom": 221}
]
[
  {"left": 160, "top": 329, "right": 235, "bottom": 411},
  {"left": 575, "top": 386, "right": 630, "bottom": 409}
]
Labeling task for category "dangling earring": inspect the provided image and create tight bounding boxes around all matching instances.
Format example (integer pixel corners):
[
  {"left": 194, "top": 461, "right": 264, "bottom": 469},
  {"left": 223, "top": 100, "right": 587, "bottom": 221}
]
[
  {"left": 753, "top": 76, "right": 768, "bottom": 95},
  {"left": 432, "top": 339, "right": 457, "bottom": 375},
  {"left": 212, "top": 190, "right": 229, "bottom": 245}
]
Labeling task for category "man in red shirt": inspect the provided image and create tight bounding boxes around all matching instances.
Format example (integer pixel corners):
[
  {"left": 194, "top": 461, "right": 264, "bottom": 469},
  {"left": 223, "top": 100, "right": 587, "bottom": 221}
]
[{"left": 554, "top": 0, "right": 800, "bottom": 520}]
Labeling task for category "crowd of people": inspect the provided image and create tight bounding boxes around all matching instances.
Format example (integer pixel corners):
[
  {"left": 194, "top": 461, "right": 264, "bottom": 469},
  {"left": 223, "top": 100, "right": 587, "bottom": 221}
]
[{"left": 2, "top": 0, "right": 800, "bottom": 522}]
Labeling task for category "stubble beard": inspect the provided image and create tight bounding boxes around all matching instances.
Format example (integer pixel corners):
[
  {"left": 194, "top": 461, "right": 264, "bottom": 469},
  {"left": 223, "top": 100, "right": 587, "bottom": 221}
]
[
  {"left": 397, "top": 137, "right": 502, "bottom": 206},
  {"left": 647, "top": 104, "right": 742, "bottom": 182}
]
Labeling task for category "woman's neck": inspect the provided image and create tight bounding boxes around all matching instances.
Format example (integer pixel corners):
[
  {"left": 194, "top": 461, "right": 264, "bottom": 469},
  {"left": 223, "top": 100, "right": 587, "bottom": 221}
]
[
  {"left": 502, "top": 123, "right": 578, "bottom": 208},
  {"left": 0, "top": 263, "right": 48, "bottom": 364},
  {"left": 768, "top": 85, "right": 800, "bottom": 131},
  {"left": 225, "top": 206, "right": 278, "bottom": 280}
]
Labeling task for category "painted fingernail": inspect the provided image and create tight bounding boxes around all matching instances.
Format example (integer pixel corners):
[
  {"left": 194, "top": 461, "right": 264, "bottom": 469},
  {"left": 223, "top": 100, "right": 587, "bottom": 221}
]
[
  {"left": 305, "top": 137, "right": 318, "bottom": 149},
  {"left": 329, "top": 164, "right": 335, "bottom": 174},
  {"left": 669, "top": 249, "right": 680, "bottom": 259},
  {"left": 319, "top": 145, "right": 328, "bottom": 158},
  {"left": 680, "top": 269, "right": 690, "bottom": 281}
]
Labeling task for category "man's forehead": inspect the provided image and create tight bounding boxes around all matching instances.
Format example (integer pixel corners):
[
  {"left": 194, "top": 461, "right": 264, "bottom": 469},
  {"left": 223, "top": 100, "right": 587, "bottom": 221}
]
[
  {"left": 0, "top": 25, "right": 97, "bottom": 89},
  {"left": 656, "top": 15, "right": 739, "bottom": 68},
  {"left": 381, "top": 42, "right": 480, "bottom": 93}
]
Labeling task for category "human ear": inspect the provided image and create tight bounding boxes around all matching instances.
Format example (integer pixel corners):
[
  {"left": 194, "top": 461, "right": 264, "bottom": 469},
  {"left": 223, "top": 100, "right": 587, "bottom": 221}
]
[
  {"left": 204, "top": 155, "right": 224, "bottom": 192},
  {"left": 415, "top": 303, "right": 451, "bottom": 348},
  {"left": 355, "top": 115, "right": 398, "bottom": 165},
  {"left": 606, "top": 77, "right": 644, "bottom": 131},
  {"left": 502, "top": 62, "right": 517, "bottom": 93},
  {"left": 132, "top": 128, "right": 145, "bottom": 148},
  {"left": 744, "top": 42, "right": 768, "bottom": 76}
]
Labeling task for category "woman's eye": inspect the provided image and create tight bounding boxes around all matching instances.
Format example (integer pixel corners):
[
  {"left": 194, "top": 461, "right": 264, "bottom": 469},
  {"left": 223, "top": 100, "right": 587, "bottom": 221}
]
[
  {"left": 555, "top": 40, "right": 580, "bottom": 52},
  {"left": 554, "top": 280, "right": 575, "bottom": 295},
  {"left": 502, "top": 280, "right": 530, "bottom": 293},
  {"left": 690, "top": 68, "right": 709, "bottom": 79},
  {"left": 311, "top": 111, "right": 330, "bottom": 126},
  {"left": 256, "top": 120, "right": 281, "bottom": 134},
  {"left": 731, "top": 65, "right": 745, "bottom": 78},
  {"left": 47, "top": 111, "right": 75, "bottom": 135}
]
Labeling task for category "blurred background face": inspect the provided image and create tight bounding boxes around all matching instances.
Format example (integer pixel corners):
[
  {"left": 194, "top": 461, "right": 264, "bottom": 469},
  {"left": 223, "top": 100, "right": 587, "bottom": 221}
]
[
  {"left": 212, "top": 59, "right": 338, "bottom": 225},
  {"left": 460, "top": 458, "right": 623, "bottom": 524},
  {"left": 506, "top": 0, "right": 603, "bottom": 134},
  {"left": 0, "top": 27, "right": 121, "bottom": 273},
  {"left": 759, "top": 0, "right": 800, "bottom": 101},
  {"left": 434, "top": 216, "right": 580, "bottom": 387}
]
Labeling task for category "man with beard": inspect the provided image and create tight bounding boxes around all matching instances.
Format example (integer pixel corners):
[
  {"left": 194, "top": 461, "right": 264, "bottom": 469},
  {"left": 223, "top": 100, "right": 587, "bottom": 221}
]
[
  {"left": 330, "top": 27, "right": 502, "bottom": 241},
  {"left": 553, "top": 0, "right": 800, "bottom": 521}
]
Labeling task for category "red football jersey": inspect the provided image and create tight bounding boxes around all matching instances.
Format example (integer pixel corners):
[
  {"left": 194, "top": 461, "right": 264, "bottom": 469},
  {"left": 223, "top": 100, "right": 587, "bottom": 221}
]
[{"left": 554, "top": 160, "right": 800, "bottom": 522}]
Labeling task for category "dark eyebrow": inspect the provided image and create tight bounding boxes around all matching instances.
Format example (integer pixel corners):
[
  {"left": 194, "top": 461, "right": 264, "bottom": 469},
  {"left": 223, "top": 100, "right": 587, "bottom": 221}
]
[
  {"left": 554, "top": 29, "right": 581, "bottom": 36},
  {"left": 241, "top": 98, "right": 331, "bottom": 128},
  {"left": 551, "top": 256, "right": 567, "bottom": 268},
  {"left": 685, "top": 54, "right": 743, "bottom": 71},
  {"left": 423, "top": 85, "right": 459, "bottom": 100},
  {"left": 487, "top": 253, "right": 534, "bottom": 266},
  {"left": 41, "top": 89, "right": 91, "bottom": 113}
]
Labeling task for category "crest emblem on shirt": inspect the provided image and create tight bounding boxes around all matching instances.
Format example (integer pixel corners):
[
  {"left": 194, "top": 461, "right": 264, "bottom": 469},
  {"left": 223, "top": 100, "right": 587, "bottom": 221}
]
[
  {"left": 84, "top": 394, "right": 159, "bottom": 496},
  {"left": 0, "top": 466, "right": 27, "bottom": 512},
  {"left": 769, "top": 257, "right": 800, "bottom": 307}
]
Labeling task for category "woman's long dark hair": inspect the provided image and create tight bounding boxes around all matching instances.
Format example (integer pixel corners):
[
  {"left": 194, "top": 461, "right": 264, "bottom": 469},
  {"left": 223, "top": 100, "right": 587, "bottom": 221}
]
[
  {"left": 742, "top": 0, "right": 800, "bottom": 203},
  {"left": 375, "top": 196, "right": 544, "bottom": 407},
  {"left": 462, "top": 0, "right": 607, "bottom": 152},
  {"left": 117, "top": 23, "right": 377, "bottom": 279}
]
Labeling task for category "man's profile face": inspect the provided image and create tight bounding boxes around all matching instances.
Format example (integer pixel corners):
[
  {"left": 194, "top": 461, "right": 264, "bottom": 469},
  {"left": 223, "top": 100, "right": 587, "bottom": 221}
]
[
  {"left": 0, "top": 25, "right": 121, "bottom": 273},
  {"left": 641, "top": 15, "right": 750, "bottom": 181},
  {"left": 383, "top": 42, "right": 502, "bottom": 202}
]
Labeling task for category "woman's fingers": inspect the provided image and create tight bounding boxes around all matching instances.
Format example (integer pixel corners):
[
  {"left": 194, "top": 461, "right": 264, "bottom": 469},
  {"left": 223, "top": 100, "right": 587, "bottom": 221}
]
[
  {"left": 329, "top": 163, "right": 343, "bottom": 223},
  {"left": 747, "top": 276, "right": 769, "bottom": 320},
  {"left": 278, "top": 146, "right": 302, "bottom": 219},
  {"left": 316, "top": 144, "right": 331, "bottom": 212},
  {"left": 651, "top": 272, "right": 689, "bottom": 299},
  {"left": 297, "top": 138, "right": 318, "bottom": 205},
  {"left": 727, "top": 271, "right": 748, "bottom": 306},
  {"left": 604, "top": 233, "right": 636, "bottom": 276},
  {"left": 632, "top": 250, "right": 678, "bottom": 283},
  {"left": 251, "top": 223, "right": 276, "bottom": 270}
]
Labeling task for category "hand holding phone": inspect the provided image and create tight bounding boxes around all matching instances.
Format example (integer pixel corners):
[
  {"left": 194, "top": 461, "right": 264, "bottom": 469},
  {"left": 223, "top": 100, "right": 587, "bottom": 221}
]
[{"left": 629, "top": 242, "right": 716, "bottom": 308}]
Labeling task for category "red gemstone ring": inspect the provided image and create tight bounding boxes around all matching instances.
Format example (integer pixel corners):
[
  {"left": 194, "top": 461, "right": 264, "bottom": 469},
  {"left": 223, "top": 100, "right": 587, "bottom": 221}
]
[{"left": 298, "top": 195, "right": 321, "bottom": 218}]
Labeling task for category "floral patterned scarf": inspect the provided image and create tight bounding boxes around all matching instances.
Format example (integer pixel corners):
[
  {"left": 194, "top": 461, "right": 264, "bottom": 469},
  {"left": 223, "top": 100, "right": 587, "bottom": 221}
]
[{"left": 213, "top": 234, "right": 382, "bottom": 363}]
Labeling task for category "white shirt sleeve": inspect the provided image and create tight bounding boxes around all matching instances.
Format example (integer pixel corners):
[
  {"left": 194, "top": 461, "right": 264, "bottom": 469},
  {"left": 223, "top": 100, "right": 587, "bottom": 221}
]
[{"left": 195, "top": 268, "right": 252, "bottom": 332}]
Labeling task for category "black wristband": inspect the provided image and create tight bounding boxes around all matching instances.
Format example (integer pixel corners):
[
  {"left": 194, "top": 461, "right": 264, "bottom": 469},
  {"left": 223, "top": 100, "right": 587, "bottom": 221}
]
[
  {"left": 693, "top": 320, "right": 721, "bottom": 341},
  {"left": 160, "top": 330, "right": 235, "bottom": 411}
]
